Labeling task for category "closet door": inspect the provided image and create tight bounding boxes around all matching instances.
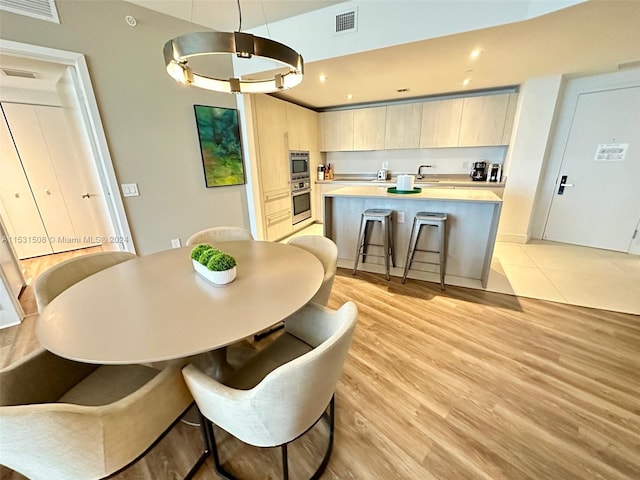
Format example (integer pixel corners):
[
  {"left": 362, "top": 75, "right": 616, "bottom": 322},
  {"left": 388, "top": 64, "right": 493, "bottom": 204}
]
[
  {"left": 0, "top": 110, "right": 53, "bottom": 259},
  {"left": 2, "top": 103, "right": 81, "bottom": 253}
]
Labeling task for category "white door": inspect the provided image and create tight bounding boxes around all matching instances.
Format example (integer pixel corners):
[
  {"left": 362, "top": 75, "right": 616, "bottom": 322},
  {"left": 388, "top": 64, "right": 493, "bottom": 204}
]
[
  {"left": 543, "top": 86, "right": 640, "bottom": 252},
  {"left": 0, "top": 110, "right": 53, "bottom": 258}
]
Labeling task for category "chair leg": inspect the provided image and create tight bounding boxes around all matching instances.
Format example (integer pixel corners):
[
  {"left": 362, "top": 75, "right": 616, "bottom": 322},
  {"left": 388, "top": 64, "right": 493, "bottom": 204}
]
[
  {"left": 439, "top": 222, "right": 446, "bottom": 291},
  {"left": 352, "top": 215, "right": 366, "bottom": 275},
  {"left": 281, "top": 444, "right": 289, "bottom": 480},
  {"left": 402, "top": 219, "right": 420, "bottom": 284},
  {"left": 383, "top": 217, "right": 390, "bottom": 280}
]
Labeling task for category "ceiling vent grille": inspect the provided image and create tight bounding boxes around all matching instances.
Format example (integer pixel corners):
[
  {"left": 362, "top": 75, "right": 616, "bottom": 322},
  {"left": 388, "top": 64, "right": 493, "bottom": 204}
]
[
  {"left": 335, "top": 9, "right": 357, "bottom": 34},
  {"left": 2, "top": 68, "right": 38, "bottom": 79},
  {"left": 0, "top": 0, "right": 60, "bottom": 23}
]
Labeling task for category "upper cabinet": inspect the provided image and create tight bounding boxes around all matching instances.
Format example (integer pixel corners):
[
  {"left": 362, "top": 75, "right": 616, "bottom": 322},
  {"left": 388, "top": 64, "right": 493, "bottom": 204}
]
[
  {"left": 252, "top": 94, "right": 289, "bottom": 195},
  {"left": 353, "top": 106, "right": 386, "bottom": 151},
  {"left": 419, "top": 98, "right": 463, "bottom": 148},
  {"left": 320, "top": 91, "right": 519, "bottom": 151},
  {"left": 458, "top": 93, "right": 513, "bottom": 147},
  {"left": 322, "top": 110, "right": 354, "bottom": 151},
  {"left": 384, "top": 103, "right": 422, "bottom": 149}
]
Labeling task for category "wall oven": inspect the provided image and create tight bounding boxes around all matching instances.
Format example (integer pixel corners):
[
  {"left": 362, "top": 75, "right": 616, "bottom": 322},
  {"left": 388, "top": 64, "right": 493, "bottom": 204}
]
[{"left": 291, "top": 180, "right": 311, "bottom": 225}]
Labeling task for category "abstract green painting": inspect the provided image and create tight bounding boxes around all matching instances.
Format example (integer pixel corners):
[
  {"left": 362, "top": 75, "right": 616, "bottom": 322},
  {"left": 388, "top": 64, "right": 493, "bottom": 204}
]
[{"left": 194, "top": 105, "right": 245, "bottom": 187}]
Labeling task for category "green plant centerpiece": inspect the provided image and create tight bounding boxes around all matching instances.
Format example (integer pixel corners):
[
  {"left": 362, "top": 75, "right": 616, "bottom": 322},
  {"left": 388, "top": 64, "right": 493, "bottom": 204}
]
[{"left": 190, "top": 244, "right": 237, "bottom": 285}]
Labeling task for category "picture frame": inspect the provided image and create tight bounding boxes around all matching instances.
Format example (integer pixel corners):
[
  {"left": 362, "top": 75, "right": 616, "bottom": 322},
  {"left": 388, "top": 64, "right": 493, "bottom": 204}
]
[{"left": 193, "top": 105, "right": 245, "bottom": 187}]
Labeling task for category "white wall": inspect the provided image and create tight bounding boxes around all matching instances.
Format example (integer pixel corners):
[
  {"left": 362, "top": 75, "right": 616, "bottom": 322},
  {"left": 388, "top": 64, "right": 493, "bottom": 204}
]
[
  {"left": 326, "top": 146, "right": 507, "bottom": 177},
  {"left": 497, "top": 74, "right": 563, "bottom": 243}
]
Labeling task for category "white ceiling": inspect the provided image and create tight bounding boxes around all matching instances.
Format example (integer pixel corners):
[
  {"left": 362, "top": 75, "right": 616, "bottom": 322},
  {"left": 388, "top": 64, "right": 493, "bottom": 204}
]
[{"left": 128, "top": 0, "right": 640, "bottom": 110}]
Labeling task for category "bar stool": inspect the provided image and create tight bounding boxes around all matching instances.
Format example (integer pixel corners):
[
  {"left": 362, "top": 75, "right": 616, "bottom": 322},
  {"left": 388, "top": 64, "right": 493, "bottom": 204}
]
[
  {"left": 402, "top": 212, "right": 448, "bottom": 290},
  {"left": 352, "top": 208, "right": 395, "bottom": 280}
]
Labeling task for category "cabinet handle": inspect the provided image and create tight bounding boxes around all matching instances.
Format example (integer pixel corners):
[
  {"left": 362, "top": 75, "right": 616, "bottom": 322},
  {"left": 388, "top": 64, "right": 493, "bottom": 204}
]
[
  {"left": 82, "top": 193, "right": 93, "bottom": 199},
  {"left": 265, "top": 191, "right": 289, "bottom": 201},
  {"left": 267, "top": 210, "right": 291, "bottom": 225}
]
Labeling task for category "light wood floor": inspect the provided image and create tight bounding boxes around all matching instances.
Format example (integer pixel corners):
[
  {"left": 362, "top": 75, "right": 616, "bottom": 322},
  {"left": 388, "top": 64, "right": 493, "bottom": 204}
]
[{"left": 1, "top": 268, "right": 639, "bottom": 479}]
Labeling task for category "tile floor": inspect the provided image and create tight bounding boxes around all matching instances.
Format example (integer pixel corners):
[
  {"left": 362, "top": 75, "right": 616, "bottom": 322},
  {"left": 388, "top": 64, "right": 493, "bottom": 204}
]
[{"left": 286, "top": 223, "right": 640, "bottom": 315}]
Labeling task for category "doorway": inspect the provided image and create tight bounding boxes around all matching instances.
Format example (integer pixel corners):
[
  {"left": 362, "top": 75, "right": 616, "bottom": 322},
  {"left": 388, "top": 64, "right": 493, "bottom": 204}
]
[
  {"left": 0, "top": 39, "right": 134, "bottom": 327},
  {"left": 543, "top": 86, "right": 640, "bottom": 252}
]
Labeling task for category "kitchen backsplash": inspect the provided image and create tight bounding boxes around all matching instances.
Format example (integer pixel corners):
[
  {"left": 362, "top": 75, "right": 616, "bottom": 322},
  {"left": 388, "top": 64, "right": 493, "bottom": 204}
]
[{"left": 325, "top": 146, "right": 508, "bottom": 175}]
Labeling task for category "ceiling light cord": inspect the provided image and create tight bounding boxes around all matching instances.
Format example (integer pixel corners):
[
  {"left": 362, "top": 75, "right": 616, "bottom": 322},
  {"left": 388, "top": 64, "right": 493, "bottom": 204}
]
[
  {"left": 237, "top": 0, "right": 242, "bottom": 32},
  {"left": 260, "top": 0, "right": 272, "bottom": 38}
]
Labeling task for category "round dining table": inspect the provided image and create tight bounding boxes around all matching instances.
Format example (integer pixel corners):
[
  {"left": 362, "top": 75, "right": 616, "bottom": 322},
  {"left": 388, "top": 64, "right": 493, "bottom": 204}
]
[{"left": 37, "top": 241, "right": 324, "bottom": 365}]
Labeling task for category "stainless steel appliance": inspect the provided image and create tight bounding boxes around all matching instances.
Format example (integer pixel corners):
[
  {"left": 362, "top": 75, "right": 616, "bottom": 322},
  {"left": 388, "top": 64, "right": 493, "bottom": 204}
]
[
  {"left": 291, "top": 150, "right": 311, "bottom": 224},
  {"left": 470, "top": 161, "right": 488, "bottom": 181},
  {"left": 291, "top": 179, "right": 311, "bottom": 225},
  {"left": 290, "top": 150, "right": 310, "bottom": 180}
]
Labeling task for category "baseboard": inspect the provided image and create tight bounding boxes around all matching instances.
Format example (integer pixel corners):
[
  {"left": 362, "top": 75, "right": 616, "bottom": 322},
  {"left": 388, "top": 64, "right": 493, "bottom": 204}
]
[{"left": 496, "top": 233, "right": 530, "bottom": 244}]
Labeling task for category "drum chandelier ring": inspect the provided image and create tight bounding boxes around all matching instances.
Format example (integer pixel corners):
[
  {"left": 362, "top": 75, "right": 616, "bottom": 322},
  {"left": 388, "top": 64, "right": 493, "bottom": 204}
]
[{"left": 163, "top": 31, "right": 304, "bottom": 94}]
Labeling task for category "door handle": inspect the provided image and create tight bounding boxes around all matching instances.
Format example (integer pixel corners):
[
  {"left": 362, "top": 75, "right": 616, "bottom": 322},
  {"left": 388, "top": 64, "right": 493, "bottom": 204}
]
[{"left": 557, "top": 175, "right": 574, "bottom": 195}]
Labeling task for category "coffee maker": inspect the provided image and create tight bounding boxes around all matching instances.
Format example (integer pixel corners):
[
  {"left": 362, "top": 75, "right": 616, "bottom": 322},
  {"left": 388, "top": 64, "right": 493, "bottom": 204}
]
[{"left": 470, "top": 161, "right": 488, "bottom": 181}]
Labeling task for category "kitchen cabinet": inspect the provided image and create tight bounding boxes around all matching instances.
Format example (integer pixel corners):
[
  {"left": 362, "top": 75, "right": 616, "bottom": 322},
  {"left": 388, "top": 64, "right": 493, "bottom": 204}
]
[
  {"left": 419, "top": 98, "right": 463, "bottom": 148},
  {"left": 353, "top": 106, "right": 386, "bottom": 150},
  {"left": 322, "top": 110, "right": 353, "bottom": 151},
  {"left": 314, "top": 183, "right": 343, "bottom": 224},
  {"left": 384, "top": 103, "right": 422, "bottom": 149},
  {"left": 501, "top": 93, "right": 519, "bottom": 145},
  {"left": 249, "top": 96, "right": 319, "bottom": 241},
  {"left": 458, "top": 93, "right": 512, "bottom": 146}
]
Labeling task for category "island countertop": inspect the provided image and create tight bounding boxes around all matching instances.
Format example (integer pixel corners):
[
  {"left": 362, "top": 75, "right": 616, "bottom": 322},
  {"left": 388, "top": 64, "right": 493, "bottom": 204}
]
[{"left": 324, "top": 185, "right": 502, "bottom": 204}]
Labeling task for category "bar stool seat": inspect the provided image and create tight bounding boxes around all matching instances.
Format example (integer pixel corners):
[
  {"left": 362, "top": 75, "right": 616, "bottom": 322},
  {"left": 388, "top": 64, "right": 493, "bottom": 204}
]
[
  {"left": 352, "top": 208, "right": 395, "bottom": 280},
  {"left": 402, "top": 212, "right": 448, "bottom": 290}
]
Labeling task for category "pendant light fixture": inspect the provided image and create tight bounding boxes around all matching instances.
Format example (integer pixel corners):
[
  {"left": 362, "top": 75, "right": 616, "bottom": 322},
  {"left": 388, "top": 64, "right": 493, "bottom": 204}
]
[{"left": 163, "top": 0, "right": 304, "bottom": 94}]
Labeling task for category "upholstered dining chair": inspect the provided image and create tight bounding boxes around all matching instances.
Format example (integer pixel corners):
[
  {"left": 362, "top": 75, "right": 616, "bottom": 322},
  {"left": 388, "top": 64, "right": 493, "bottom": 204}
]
[
  {"left": 287, "top": 235, "right": 338, "bottom": 306},
  {"left": 0, "top": 348, "right": 193, "bottom": 480},
  {"left": 186, "top": 226, "right": 253, "bottom": 246},
  {"left": 34, "top": 251, "right": 136, "bottom": 313},
  {"left": 182, "top": 301, "right": 357, "bottom": 480},
  {"left": 254, "top": 235, "right": 338, "bottom": 341}
]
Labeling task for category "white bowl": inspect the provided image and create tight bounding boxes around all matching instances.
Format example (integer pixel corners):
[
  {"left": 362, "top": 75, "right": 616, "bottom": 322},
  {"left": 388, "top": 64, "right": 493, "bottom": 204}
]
[{"left": 192, "top": 260, "right": 237, "bottom": 285}]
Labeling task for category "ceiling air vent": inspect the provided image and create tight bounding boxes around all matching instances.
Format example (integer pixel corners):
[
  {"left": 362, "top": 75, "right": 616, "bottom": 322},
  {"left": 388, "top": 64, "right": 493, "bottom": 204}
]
[
  {"left": 335, "top": 9, "right": 357, "bottom": 34},
  {"left": 2, "top": 68, "right": 38, "bottom": 79},
  {"left": 0, "top": 0, "right": 60, "bottom": 23}
]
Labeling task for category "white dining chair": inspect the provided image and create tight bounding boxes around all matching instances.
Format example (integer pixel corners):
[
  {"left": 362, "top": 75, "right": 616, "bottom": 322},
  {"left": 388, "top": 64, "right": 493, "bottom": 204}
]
[
  {"left": 0, "top": 348, "right": 193, "bottom": 480},
  {"left": 186, "top": 226, "right": 253, "bottom": 246},
  {"left": 182, "top": 301, "right": 357, "bottom": 480},
  {"left": 34, "top": 251, "right": 136, "bottom": 313}
]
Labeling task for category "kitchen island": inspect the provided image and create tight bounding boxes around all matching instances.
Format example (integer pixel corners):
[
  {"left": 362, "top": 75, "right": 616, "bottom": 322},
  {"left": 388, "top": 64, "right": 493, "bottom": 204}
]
[{"left": 323, "top": 186, "right": 502, "bottom": 288}]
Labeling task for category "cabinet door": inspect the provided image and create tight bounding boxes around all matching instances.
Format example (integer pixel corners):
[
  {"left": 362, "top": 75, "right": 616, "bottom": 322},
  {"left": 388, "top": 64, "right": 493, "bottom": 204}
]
[
  {"left": 501, "top": 93, "right": 519, "bottom": 145},
  {"left": 419, "top": 98, "right": 463, "bottom": 147},
  {"left": 253, "top": 95, "right": 289, "bottom": 194},
  {"left": 353, "top": 106, "right": 386, "bottom": 150},
  {"left": 0, "top": 111, "right": 53, "bottom": 259},
  {"left": 321, "top": 110, "right": 354, "bottom": 151},
  {"left": 384, "top": 103, "right": 422, "bottom": 149},
  {"left": 458, "top": 93, "right": 511, "bottom": 146}
]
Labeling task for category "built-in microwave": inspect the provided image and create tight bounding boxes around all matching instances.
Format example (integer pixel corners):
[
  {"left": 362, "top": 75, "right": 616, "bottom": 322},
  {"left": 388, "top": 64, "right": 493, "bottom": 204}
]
[{"left": 290, "top": 150, "right": 309, "bottom": 181}]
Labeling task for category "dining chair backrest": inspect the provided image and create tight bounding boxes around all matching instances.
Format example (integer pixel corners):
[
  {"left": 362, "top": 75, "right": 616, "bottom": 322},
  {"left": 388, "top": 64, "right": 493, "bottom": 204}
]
[
  {"left": 0, "top": 348, "right": 192, "bottom": 480},
  {"left": 287, "top": 235, "right": 338, "bottom": 306},
  {"left": 186, "top": 226, "right": 253, "bottom": 246},
  {"left": 183, "top": 301, "right": 357, "bottom": 448},
  {"left": 34, "top": 251, "right": 137, "bottom": 313}
]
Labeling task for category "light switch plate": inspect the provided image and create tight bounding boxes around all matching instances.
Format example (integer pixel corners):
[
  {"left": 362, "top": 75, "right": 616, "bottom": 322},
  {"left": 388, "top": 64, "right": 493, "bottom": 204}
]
[{"left": 121, "top": 183, "right": 139, "bottom": 197}]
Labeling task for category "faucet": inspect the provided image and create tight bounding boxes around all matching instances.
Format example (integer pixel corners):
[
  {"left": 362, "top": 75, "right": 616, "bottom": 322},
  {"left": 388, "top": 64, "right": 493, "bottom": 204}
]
[{"left": 416, "top": 165, "right": 433, "bottom": 180}]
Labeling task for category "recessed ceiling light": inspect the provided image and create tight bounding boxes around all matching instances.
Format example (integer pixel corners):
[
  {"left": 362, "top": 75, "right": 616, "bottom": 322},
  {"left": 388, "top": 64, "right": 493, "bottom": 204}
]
[
  {"left": 462, "top": 78, "right": 472, "bottom": 87},
  {"left": 346, "top": 94, "right": 353, "bottom": 100},
  {"left": 319, "top": 74, "right": 328, "bottom": 82},
  {"left": 470, "top": 49, "right": 482, "bottom": 59}
]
